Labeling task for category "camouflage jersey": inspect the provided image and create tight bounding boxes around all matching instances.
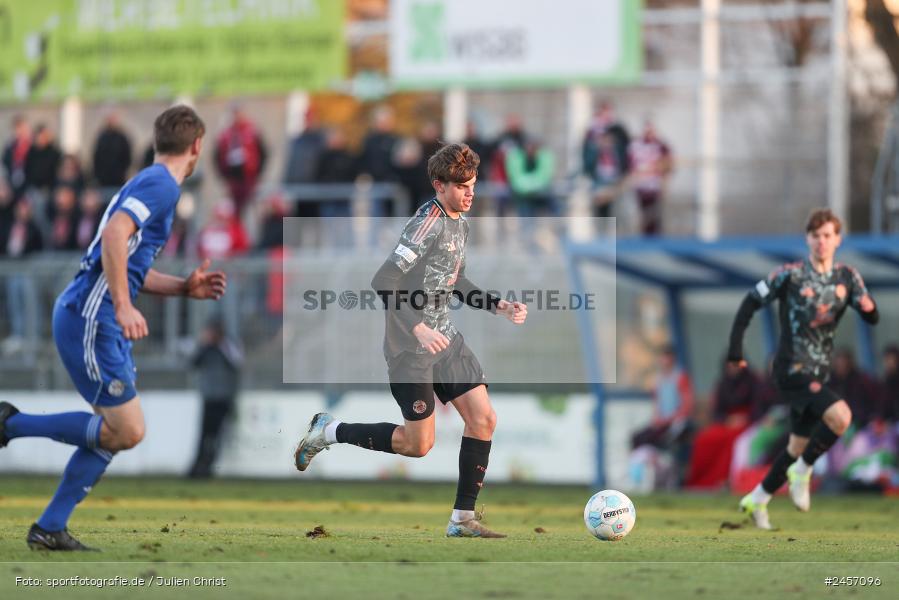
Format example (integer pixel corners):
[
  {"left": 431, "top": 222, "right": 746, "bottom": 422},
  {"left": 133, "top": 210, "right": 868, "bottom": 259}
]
[
  {"left": 732, "top": 258, "right": 872, "bottom": 381},
  {"left": 381, "top": 198, "right": 468, "bottom": 357}
]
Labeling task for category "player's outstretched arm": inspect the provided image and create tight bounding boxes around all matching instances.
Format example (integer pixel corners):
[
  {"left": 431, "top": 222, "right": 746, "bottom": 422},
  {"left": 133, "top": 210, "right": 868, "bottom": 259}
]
[
  {"left": 856, "top": 294, "right": 879, "bottom": 325},
  {"left": 848, "top": 267, "right": 879, "bottom": 325},
  {"left": 726, "top": 293, "right": 762, "bottom": 366},
  {"left": 102, "top": 212, "right": 148, "bottom": 340},
  {"left": 142, "top": 259, "right": 226, "bottom": 300},
  {"left": 496, "top": 299, "right": 527, "bottom": 325},
  {"left": 728, "top": 267, "right": 789, "bottom": 366},
  {"left": 452, "top": 271, "right": 526, "bottom": 324}
]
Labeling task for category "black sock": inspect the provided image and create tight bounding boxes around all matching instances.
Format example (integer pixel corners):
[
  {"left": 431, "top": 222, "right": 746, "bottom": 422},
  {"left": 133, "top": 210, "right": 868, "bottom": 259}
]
[
  {"left": 454, "top": 437, "right": 492, "bottom": 512},
  {"left": 335, "top": 423, "right": 397, "bottom": 454},
  {"left": 761, "top": 448, "right": 797, "bottom": 494},
  {"left": 801, "top": 423, "right": 841, "bottom": 466}
]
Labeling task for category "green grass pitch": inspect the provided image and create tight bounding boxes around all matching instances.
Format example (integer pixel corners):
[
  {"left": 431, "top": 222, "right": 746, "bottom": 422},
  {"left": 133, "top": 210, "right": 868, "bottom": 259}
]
[{"left": 1, "top": 477, "right": 897, "bottom": 599}]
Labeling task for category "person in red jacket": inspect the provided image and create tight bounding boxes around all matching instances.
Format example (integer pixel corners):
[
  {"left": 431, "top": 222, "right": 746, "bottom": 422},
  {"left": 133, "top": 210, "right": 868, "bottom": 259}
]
[
  {"left": 686, "top": 359, "right": 763, "bottom": 489},
  {"left": 197, "top": 200, "right": 249, "bottom": 261},
  {"left": 214, "top": 104, "right": 267, "bottom": 218}
]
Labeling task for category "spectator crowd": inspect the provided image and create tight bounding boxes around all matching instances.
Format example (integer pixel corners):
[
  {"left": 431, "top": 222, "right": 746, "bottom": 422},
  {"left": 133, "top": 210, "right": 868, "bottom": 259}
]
[
  {"left": 2, "top": 100, "right": 678, "bottom": 268},
  {"left": 630, "top": 345, "right": 899, "bottom": 495}
]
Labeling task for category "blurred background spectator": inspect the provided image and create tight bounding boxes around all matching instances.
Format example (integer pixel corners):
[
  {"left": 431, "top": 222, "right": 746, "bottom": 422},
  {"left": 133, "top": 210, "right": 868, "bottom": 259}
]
[
  {"left": 197, "top": 200, "right": 250, "bottom": 261},
  {"left": 1, "top": 197, "right": 43, "bottom": 356},
  {"left": 75, "top": 187, "right": 104, "bottom": 251},
  {"left": 47, "top": 186, "right": 80, "bottom": 252},
  {"left": 830, "top": 347, "right": 886, "bottom": 430},
  {"left": 686, "top": 359, "right": 763, "bottom": 489},
  {"left": 92, "top": 110, "right": 133, "bottom": 192},
  {"left": 358, "top": 105, "right": 399, "bottom": 216},
  {"left": 629, "top": 345, "right": 695, "bottom": 490},
  {"left": 584, "top": 130, "right": 627, "bottom": 220},
  {"left": 629, "top": 119, "right": 672, "bottom": 235},
  {"left": 56, "top": 154, "right": 85, "bottom": 197},
  {"left": 24, "top": 124, "right": 61, "bottom": 200},
  {"left": 215, "top": 104, "right": 267, "bottom": 218},
  {"left": 189, "top": 316, "right": 243, "bottom": 479},
  {"left": 506, "top": 136, "right": 556, "bottom": 218},
  {"left": 882, "top": 345, "right": 899, "bottom": 424},
  {"left": 283, "top": 106, "right": 326, "bottom": 221},
  {"left": 2, "top": 115, "right": 31, "bottom": 199}
]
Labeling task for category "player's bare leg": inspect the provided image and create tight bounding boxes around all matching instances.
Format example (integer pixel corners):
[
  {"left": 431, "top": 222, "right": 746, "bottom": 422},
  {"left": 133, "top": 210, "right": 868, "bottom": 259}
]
[
  {"left": 446, "top": 385, "right": 505, "bottom": 538},
  {"left": 787, "top": 400, "right": 851, "bottom": 512},
  {"left": 96, "top": 396, "right": 146, "bottom": 452},
  {"left": 390, "top": 413, "right": 436, "bottom": 457}
]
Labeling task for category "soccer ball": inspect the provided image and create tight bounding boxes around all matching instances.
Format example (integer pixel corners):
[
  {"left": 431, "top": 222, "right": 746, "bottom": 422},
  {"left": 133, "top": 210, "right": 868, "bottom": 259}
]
[{"left": 583, "top": 489, "right": 636, "bottom": 541}]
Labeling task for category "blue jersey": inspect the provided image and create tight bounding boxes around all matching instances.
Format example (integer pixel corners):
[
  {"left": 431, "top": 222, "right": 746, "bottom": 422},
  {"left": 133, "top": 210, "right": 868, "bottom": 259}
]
[{"left": 58, "top": 164, "right": 180, "bottom": 324}]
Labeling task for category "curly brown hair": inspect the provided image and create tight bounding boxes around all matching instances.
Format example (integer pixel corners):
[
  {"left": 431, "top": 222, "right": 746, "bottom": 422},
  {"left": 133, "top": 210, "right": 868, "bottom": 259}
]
[
  {"left": 427, "top": 142, "right": 480, "bottom": 184},
  {"left": 805, "top": 208, "right": 842, "bottom": 235}
]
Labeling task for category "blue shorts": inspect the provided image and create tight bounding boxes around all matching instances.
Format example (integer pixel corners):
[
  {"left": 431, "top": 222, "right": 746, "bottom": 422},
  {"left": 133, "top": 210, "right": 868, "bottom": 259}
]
[{"left": 53, "top": 299, "right": 138, "bottom": 407}]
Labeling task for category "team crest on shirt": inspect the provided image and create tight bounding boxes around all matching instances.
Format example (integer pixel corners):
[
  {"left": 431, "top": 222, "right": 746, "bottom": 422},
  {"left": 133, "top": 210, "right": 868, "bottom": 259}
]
[
  {"left": 835, "top": 284, "right": 847, "bottom": 300},
  {"left": 108, "top": 379, "right": 125, "bottom": 397},
  {"left": 800, "top": 286, "right": 815, "bottom": 298},
  {"left": 412, "top": 400, "right": 427, "bottom": 414}
]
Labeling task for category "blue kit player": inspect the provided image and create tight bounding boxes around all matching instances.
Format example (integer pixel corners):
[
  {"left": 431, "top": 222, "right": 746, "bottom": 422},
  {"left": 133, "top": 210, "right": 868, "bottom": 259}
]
[{"left": 0, "top": 106, "right": 226, "bottom": 551}]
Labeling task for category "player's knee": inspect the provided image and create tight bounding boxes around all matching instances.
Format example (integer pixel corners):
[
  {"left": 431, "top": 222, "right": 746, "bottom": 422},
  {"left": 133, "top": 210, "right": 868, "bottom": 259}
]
[
  {"left": 116, "top": 423, "right": 145, "bottom": 450},
  {"left": 829, "top": 405, "right": 852, "bottom": 434},
  {"left": 485, "top": 409, "right": 497, "bottom": 435},
  {"left": 466, "top": 409, "right": 497, "bottom": 438},
  {"left": 787, "top": 439, "right": 806, "bottom": 457},
  {"left": 407, "top": 437, "right": 434, "bottom": 458}
]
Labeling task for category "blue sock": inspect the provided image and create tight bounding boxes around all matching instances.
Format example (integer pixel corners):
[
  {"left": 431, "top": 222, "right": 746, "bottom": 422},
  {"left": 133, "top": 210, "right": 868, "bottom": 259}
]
[
  {"left": 37, "top": 447, "right": 113, "bottom": 532},
  {"left": 5, "top": 412, "right": 103, "bottom": 449}
]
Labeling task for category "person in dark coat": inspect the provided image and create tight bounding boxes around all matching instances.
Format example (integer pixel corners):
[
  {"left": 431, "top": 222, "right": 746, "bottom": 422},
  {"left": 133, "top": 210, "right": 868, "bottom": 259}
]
[
  {"left": 92, "top": 111, "right": 133, "bottom": 188},
  {"left": 189, "top": 316, "right": 243, "bottom": 478}
]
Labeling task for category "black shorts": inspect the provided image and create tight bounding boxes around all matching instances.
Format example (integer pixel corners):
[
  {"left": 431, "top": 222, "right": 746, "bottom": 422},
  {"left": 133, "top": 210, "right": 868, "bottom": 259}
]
[
  {"left": 386, "top": 333, "right": 487, "bottom": 421},
  {"left": 776, "top": 373, "right": 842, "bottom": 437}
]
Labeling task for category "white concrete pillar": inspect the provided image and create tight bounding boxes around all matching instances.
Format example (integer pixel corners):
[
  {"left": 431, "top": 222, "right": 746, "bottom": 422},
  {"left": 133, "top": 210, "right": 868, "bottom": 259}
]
[
  {"left": 59, "top": 96, "right": 83, "bottom": 155},
  {"left": 443, "top": 87, "right": 467, "bottom": 143},
  {"left": 286, "top": 90, "right": 311, "bottom": 137},
  {"left": 698, "top": 0, "right": 721, "bottom": 240},
  {"left": 828, "top": 0, "right": 849, "bottom": 225}
]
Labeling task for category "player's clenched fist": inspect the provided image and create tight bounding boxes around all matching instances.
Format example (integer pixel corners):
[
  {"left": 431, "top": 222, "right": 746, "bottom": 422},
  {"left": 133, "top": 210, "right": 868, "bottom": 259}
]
[
  {"left": 115, "top": 303, "right": 149, "bottom": 340},
  {"left": 412, "top": 322, "right": 451, "bottom": 354},
  {"left": 497, "top": 300, "right": 527, "bottom": 325}
]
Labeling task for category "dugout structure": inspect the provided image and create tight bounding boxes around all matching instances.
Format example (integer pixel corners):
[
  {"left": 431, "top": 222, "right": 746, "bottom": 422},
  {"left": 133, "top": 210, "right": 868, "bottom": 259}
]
[{"left": 566, "top": 235, "right": 899, "bottom": 487}]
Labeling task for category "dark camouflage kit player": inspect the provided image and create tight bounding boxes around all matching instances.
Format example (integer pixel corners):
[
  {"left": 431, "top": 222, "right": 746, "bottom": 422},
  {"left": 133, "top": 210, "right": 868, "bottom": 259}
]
[
  {"left": 729, "top": 209, "right": 879, "bottom": 529},
  {"left": 294, "top": 142, "right": 528, "bottom": 538}
]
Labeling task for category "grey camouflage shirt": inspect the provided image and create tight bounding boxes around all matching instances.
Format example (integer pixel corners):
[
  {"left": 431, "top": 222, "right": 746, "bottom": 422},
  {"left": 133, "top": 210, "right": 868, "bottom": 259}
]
[{"left": 385, "top": 198, "right": 467, "bottom": 356}]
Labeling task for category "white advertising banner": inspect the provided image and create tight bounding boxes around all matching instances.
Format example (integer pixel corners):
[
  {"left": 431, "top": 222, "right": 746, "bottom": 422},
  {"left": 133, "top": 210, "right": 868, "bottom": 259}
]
[
  {"left": 218, "top": 392, "right": 597, "bottom": 483},
  {"left": 389, "top": 0, "right": 641, "bottom": 88},
  {"left": 0, "top": 391, "right": 648, "bottom": 487},
  {"left": 0, "top": 391, "right": 201, "bottom": 475}
]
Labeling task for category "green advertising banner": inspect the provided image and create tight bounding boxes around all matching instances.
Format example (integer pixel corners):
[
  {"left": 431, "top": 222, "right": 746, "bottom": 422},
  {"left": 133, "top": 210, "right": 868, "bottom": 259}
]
[
  {"left": 390, "top": 0, "right": 641, "bottom": 89},
  {"left": 0, "top": 0, "right": 346, "bottom": 102}
]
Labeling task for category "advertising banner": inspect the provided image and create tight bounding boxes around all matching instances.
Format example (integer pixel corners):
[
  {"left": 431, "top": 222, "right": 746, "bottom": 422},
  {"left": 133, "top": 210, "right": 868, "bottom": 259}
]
[
  {"left": 389, "top": 0, "right": 641, "bottom": 89},
  {"left": 0, "top": 0, "right": 346, "bottom": 101}
]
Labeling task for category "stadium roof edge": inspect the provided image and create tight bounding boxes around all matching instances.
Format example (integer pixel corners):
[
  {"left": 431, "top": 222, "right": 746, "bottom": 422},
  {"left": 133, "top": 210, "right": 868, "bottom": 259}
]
[
  {"left": 564, "top": 235, "right": 899, "bottom": 288},
  {"left": 566, "top": 234, "right": 899, "bottom": 256}
]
